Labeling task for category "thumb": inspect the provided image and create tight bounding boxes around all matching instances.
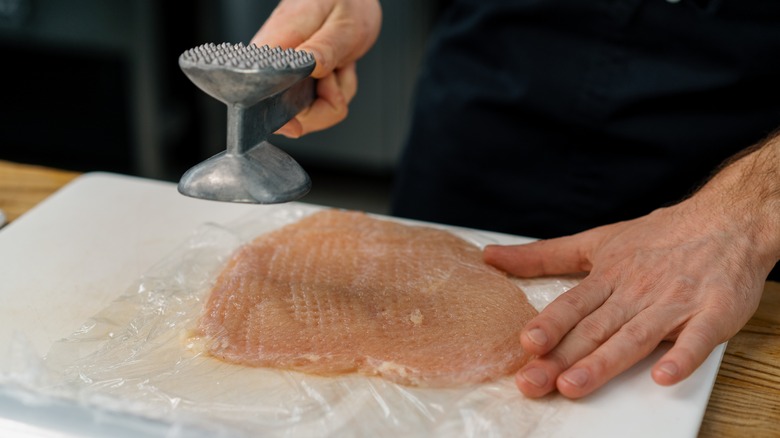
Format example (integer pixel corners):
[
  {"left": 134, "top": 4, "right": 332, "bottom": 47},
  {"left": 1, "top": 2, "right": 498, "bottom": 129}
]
[{"left": 483, "top": 235, "right": 594, "bottom": 277}]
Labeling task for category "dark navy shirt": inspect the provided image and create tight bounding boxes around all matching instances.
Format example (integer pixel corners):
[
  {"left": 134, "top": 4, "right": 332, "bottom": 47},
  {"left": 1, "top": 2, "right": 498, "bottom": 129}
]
[{"left": 392, "top": 0, "right": 780, "bottom": 243}]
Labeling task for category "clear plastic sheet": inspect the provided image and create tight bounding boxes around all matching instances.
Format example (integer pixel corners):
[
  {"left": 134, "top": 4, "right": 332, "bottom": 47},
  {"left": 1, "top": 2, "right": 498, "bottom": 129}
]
[{"left": 2, "top": 205, "right": 583, "bottom": 437}]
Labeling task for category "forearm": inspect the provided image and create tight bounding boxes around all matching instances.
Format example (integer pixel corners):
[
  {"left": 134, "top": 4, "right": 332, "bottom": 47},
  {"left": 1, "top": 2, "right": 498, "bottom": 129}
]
[{"left": 689, "top": 130, "right": 780, "bottom": 275}]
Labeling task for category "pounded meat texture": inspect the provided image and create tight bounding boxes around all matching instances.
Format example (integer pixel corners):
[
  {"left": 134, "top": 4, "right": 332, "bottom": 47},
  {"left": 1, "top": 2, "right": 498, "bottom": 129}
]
[{"left": 199, "top": 210, "right": 537, "bottom": 387}]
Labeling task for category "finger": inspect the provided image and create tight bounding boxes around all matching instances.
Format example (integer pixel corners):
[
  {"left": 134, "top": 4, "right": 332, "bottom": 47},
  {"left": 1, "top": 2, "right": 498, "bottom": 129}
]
[
  {"left": 339, "top": 62, "right": 358, "bottom": 103},
  {"left": 516, "top": 299, "right": 629, "bottom": 397},
  {"left": 295, "top": 4, "right": 380, "bottom": 78},
  {"left": 555, "top": 308, "right": 673, "bottom": 398},
  {"left": 520, "top": 277, "right": 613, "bottom": 356},
  {"left": 251, "top": 1, "right": 335, "bottom": 77},
  {"left": 484, "top": 234, "right": 594, "bottom": 278},
  {"left": 275, "top": 119, "right": 304, "bottom": 138},
  {"left": 252, "top": 0, "right": 330, "bottom": 51},
  {"left": 276, "top": 65, "right": 356, "bottom": 137},
  {"left": 298, "top": 70, "right": 346, "bottom": 134},
  {"left": 252, "top": 1, "right": 372, "bottom": 79},
  {"left": 652, "top": 315, "right": 726, "bottom": 386}
]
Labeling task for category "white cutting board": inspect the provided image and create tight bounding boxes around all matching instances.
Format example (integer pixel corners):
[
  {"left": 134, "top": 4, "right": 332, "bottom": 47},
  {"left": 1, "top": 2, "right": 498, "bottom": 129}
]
[{"left": 0, "top": 172, "right": 724, "bottom": 437}]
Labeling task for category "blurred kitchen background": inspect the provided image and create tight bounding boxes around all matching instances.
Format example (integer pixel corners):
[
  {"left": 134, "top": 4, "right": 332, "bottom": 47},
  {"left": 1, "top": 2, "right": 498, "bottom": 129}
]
[{"left": 0, "top": 0, "right": 439, "bottom": 214}]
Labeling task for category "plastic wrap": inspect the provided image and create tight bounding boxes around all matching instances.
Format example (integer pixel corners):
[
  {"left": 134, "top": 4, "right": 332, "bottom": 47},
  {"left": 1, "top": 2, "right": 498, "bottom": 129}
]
[{"left": 2, "top": 205, "right": 583, "bottom": 437}]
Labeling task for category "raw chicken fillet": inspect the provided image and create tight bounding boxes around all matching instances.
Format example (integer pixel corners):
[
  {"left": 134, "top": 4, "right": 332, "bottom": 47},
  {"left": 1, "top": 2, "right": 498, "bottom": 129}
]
[{"left": 199, "top": 210, "right": 537, "bottom": 386}]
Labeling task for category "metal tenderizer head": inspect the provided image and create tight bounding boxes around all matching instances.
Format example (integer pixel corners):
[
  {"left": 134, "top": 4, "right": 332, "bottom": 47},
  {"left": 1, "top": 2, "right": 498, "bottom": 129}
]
[{"left": 177, "top": 42, "right": 316, "bottom": 204}]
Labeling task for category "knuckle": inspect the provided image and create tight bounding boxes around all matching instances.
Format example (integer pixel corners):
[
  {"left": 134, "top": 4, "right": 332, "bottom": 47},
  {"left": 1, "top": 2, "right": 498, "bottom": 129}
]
[
  {"left": 619, "top": 322, "right": 656, "bottom": 347},
  {"left": 577, "top": 317, "right": 614, "bottom": 345},
  {"left": 557, "top": 291, "right": 591, "bottom": 317},
  {"left": 547, "top": 351, "right": 572, "bottom": 371},
  {"left": 670, "top": 275, "right": 697, "bottom": 293},
  {"left": 332, "top": 105, "right": 349, "bottom": 124},
  {"left": 673, "top": 347, "right": 698, "bottom": 372},
  {"left": 585, "top": 351, "right": 610, "bottom": 376},
  {"left": 686, "top": 325, "right": 718, "bottom": 347}
]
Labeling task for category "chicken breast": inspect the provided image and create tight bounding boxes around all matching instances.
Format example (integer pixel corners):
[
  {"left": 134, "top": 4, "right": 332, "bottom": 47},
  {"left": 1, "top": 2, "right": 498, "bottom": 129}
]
[{"left": 199, "top": 210, "right": 537, "bottom": 387}]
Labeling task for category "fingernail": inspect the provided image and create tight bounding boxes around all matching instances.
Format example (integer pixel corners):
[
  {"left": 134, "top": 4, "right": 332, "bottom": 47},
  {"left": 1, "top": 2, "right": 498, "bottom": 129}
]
[
  {"left": 275, "top": 127, "right": 293, "bottom": 137},
  {"left": 526, "top": 328, "right": 548, "bottom": 346},
  {"left": 521, "top": 368, "right": 549, "bottom": 387},
  {"left": 562, "top": 368, "right": 589, "bottom": 388},
  {"left": 281, "top": 128, "right": 302, "bottom": 139},
  {"left": 658, "top": 362, "right": 679, "bottom": 377}
]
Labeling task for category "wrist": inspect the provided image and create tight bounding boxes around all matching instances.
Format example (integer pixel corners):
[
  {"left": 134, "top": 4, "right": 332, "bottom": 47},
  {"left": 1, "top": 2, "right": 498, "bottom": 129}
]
[{"left": 692, "top": 133, "right": 780, "bottom": 273}]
